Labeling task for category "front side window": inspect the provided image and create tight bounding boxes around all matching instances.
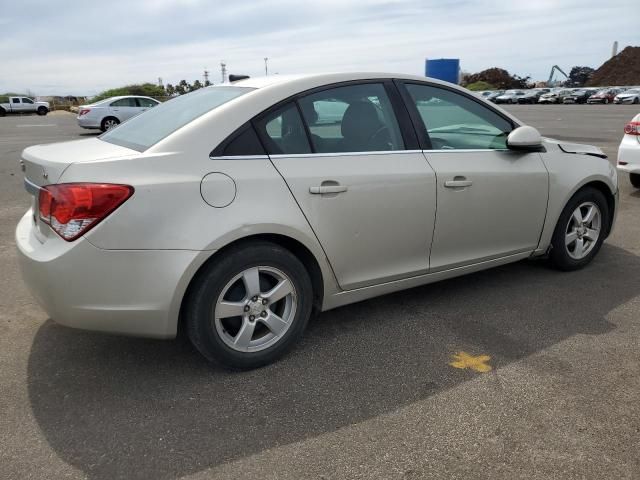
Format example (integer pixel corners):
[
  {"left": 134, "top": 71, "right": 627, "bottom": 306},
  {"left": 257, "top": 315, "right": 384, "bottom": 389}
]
[
  {"left": 100, "top": 86, "right": 253, "bottom": 151},
  {"left": 254, "top": 102, "right": 311, "bottom": 155},
  {"left": 136, "top": 97, "right": 159, "bottom": 108},
  {"left": 22, "top": 98, "right": 34, "bottom": 104},
  {"left": 298, "top": 83, "right": 404, "bottom": 153},
  {"left": 405, "top": 83, "right": 513, "bottom": 150}
]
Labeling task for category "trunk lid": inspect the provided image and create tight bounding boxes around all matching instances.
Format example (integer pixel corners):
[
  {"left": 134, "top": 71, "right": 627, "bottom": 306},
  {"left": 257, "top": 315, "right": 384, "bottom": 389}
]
[{"left": 22, "top": 138, "right": 140, "bottom": 187}]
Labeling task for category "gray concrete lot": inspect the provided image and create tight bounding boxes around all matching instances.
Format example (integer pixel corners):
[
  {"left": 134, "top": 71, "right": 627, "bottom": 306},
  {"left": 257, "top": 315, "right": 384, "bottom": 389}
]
[{"left": 1, "top": 106, "right": 640, "bottom": 479}]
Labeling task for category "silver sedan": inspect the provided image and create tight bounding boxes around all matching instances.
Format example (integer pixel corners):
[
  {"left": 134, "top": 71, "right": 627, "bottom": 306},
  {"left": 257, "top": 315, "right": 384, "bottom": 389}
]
[{"left": 16, "top": 73, "right": 618, "bottom": 369}]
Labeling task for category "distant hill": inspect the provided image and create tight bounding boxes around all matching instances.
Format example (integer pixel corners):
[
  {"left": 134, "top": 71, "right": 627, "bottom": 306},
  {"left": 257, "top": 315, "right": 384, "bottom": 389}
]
[{"left": 587, "top": 46, "right": 640, "bottom": 86}]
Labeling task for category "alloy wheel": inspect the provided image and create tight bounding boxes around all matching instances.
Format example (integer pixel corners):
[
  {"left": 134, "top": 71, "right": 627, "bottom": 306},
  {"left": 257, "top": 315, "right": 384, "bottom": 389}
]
[
  {"left": 213, "top": 266, "right": 297, "bottom": 352},
  {"left": 564, "top": 201, "right": 601, "bottom": 260}
]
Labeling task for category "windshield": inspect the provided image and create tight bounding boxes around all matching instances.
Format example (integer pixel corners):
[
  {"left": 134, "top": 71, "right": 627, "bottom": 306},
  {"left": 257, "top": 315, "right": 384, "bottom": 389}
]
[
  {"left": 100, "top": 86, "right": 254, "bottom": 151},
  {"left": 624, "top": 89, "right": 640, "bottom": 94}
]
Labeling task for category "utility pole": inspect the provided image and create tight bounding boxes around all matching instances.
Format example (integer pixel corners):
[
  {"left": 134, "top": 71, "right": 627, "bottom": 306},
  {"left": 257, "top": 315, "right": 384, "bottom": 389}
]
[
  {"left": 264, "top": 57, "right": 269, "bottom": 76},
  {"left": 158, "top": 77, "right": 163, "bottom": 87},
  {"left": 203, "top": 68, "right": 210, "bottom": 85},
  {"left": 220, "top": 62, "right": 227, "bottom": 83}
]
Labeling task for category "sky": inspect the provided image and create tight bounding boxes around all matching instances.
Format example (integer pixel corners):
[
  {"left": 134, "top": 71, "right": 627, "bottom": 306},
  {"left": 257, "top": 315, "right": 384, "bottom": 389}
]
[{"left": 0, "top": 0, "right": 637, "bottom": 96}]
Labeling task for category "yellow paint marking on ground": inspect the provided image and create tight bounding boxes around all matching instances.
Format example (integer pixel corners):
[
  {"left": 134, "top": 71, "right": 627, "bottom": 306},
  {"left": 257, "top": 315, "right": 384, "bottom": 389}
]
[{"left": 449, "top": 351, "right": 493, "bottom": 373}]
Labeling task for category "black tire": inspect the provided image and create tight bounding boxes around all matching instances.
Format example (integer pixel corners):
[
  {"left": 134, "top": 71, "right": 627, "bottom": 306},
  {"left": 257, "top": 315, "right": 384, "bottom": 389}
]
[
  {"left": 630, "top": 173, "right": 640, "bottom": 189},
  {"left": 604, "top": 98, "right": 609, "bottom": 104},
  {"left": 185, "top": 241, "right": 313, "bottom": 369},
  {"left": 634, "top": 98, "right": 640, "bottom": 104},
  {"left": 549, "top": 187, "right": 609, "bottom": 271},
  {"left": 100, "top": 116, "right": 120, "bottom": 132},
  {"left": 37, "top": 106, "right": 48, "bottom": 116},
  {"left": 0, "top": 108, "right": 5, "bottom": 117}
]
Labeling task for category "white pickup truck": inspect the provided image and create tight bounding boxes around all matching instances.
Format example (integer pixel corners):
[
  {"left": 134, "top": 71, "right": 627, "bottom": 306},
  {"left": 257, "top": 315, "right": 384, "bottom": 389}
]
[{"left": 0, "top": 96, "right": 50, "bottom": 116}]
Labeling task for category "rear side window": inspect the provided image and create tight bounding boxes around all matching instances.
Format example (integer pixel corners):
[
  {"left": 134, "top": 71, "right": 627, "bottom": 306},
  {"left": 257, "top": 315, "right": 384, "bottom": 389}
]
[
  {"left": 110, "top": 98, "right": 136, "bottom": 107},
  {"left": 254, "top": 102, "right": 311, "bottom": 155},
  {"left": 100, "top": 86, "right": 253, "bottom": 151},
  {"left": 12, "top": 98, "right": 20, "bottom": 104},
  {"left": 405, "top": 83, "right": 513, "bottom": 150},
  {"left": 298, "top": 83, "right": 404, "bottom": 153},
  {"left": 211, "top": 123, "right": 266, "bottom": 157}
]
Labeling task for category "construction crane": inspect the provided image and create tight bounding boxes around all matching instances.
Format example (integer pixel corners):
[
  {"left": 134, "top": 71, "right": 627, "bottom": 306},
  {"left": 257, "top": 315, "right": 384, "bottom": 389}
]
[{"left": 547, "top": 65, "right": 569, "bottom": 87}]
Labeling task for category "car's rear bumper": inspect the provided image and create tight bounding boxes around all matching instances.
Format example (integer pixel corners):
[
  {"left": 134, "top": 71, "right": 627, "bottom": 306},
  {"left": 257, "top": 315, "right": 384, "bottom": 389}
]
[
  {"left": 617, "top": 136, "right": 640, "bottom": 173},
  {"left": 16, "top": 210, "right": 207, "bottom": 339},
  {"left": 77, "top": 116, "right": 100, "bottom": 128}
]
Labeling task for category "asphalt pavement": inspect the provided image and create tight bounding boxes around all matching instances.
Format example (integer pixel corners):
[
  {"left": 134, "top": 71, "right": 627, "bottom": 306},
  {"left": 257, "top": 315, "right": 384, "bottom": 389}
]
[{"left": 1, "top": 106, "right": 640, "bottom": 479}]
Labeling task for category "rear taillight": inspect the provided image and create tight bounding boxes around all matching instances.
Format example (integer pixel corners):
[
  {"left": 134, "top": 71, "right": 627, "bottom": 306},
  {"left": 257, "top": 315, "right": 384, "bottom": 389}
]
[
  {"left": 624, "top": 122, "right": 640, "bottom": 135},
  {"left": 78, "top": 109, "right": 91, "bottom": 116},
  {"left": 38, "top": 183, "right": 133, "bottom": 241}
]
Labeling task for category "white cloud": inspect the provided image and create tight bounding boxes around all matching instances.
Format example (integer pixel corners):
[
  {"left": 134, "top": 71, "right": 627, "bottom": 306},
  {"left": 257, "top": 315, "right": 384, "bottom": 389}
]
[{"left": 0, "top": 0, "right": 635, "bottom": 95}]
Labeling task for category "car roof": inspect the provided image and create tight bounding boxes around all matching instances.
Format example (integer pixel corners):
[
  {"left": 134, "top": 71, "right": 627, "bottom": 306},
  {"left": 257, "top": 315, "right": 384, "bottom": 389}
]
[
  {"left": 94, "top": 95, "right": 156, "bottom": 104},
  {"left": 229, "top": 72, "right": 460, "bottom": 92}
]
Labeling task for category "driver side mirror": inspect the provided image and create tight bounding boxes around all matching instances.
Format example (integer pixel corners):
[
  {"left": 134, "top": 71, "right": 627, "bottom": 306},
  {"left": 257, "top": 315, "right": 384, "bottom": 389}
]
[{"left": 507, "top": 126, "right": 544, "bottom": 152}]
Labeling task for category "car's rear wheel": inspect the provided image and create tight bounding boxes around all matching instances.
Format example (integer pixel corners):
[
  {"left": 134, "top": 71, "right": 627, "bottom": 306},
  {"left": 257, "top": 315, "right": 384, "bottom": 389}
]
[
  {"left": 604, "top": 98, "right": 609, "bottom": 104},
  {"left": 630, "top": 173, "right": 640, "bottom": 189},
  {"left": 549, "top": 187, "right": 609, "bottom": 271},
  {"left": 634, "top": 98, "right": 640, "bottom": 104},
  {"left": 185, "top": 241, "right": 313, "bottom": 369},
  {"left": 100, "top": 117, "right": 120, "bottom": 132},
  {"left": 37, "top": 106, "right": 48, "bottom": 116},
  {"left": 0, "top": 108, "right": 5, "bottom": 117}
]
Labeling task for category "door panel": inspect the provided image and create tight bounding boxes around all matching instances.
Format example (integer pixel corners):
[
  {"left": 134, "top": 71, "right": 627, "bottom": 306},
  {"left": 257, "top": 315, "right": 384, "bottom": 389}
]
[
  {"left": 426, "top": 150, "right": 548, "bottom": 271},
  {"left": 272, "top": 152, "right": 437, "bottom": 289}
]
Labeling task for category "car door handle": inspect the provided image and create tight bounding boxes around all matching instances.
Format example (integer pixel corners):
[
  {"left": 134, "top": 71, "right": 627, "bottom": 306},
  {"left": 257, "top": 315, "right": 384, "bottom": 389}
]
[
  {"left": 444, "top": 179, "right": 473, "bottom": 188},
  {"left": 309, "top": 185, "right": 348, "bottom": 194}
]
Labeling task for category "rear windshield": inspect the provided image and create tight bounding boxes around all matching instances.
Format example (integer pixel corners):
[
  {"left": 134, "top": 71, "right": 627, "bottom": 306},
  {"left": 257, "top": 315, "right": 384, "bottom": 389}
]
[{"left": 100, "top": 86, "right": 254, "bottom": 151}]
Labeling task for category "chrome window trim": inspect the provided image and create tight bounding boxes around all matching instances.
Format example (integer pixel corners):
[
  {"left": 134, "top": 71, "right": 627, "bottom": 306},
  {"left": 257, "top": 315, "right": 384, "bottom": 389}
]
[
  {"left": 268, "top": 149, "right": 424, "bottom": 159},
  {"left": 209, "top": 154, "right": 270, "bottom": 161},
  {"left": 422, "top": 148, "right": 511, "bottom": 153}
]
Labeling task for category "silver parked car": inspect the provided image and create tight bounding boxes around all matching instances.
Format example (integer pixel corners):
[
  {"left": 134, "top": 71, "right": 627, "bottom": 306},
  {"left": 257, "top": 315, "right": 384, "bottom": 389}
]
[
  {"left": 17, "top": 73, "right": 618, "bottom": 369},
  {"left": 614, "top": 88, "right": 640, "bottom": 104},
  {"left": 77, "top": 95, "right": 160, "bottom": 131}
]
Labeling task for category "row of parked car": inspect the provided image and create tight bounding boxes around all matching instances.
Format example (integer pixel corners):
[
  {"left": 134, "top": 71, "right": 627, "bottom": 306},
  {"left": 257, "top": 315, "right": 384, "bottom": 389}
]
[{"left": 477, "top": 87, "right": 640, "bottom": 105}]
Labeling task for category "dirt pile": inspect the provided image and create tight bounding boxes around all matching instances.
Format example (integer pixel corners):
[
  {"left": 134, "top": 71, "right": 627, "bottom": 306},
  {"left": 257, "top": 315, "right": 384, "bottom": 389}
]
[{"left": 587, "top": 46, "right": 640, "bottom": 86}]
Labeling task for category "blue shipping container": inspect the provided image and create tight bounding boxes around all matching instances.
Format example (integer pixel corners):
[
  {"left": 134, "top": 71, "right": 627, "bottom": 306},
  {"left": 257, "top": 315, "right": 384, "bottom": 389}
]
[{"left": 425, "top": 59, "right": 460, "bottom": 84}]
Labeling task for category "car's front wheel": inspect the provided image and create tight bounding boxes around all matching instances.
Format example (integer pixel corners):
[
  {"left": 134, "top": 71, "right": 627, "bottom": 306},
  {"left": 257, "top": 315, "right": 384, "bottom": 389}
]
[
  {"left": 549, "top": 187, "right": 609, "bottom": 271},
  {"left": 185, "top": 241, "right": 313, "bottom": 369},
  {"left": 630, "top": 173, "right": 640, "bottom": 189}
]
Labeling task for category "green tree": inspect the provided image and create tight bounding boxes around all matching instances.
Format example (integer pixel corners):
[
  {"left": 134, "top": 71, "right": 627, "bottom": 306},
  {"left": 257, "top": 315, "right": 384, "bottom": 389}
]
[
  {"left": 165, "top": 84, "right": 175, "bottom": 96},
  {"left": 191, "top": 80, "right": 203, "bottom": 91},
  {"left": 567, "top": 66, "right": 595, "bottom": 87},
  {"left": 175, "top": 80, "right": 190, "bottom": 95},
  {"left": 462, "top": 68, "right": 531, "bottom": 90},
  {"left": 91, "top": 83, "right": 166, "bottom": 102},
  {"left": 465, "top": 81, "right": 496, "bottom": 91}
]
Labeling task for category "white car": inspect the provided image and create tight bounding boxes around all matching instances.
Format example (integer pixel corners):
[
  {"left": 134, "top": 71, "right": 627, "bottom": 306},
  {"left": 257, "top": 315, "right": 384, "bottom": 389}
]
[
  {"left": 77, "top": 95, "right": 160, "bottom": 131},
  {"left": 617, "top": 113, "right": 640, "bottom": 188},
  {"left": 494, "top": 90, "right": 525, "bottom": 104},
  {"left": 614, "top": 88, "right": 640, "bottom": 105},
  {"left": 16, "top": 73, "right": 618, "bottom": 369},
  {"left": 0, "top": 96, "right": 50, "bottom": 116}
]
